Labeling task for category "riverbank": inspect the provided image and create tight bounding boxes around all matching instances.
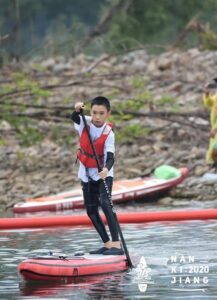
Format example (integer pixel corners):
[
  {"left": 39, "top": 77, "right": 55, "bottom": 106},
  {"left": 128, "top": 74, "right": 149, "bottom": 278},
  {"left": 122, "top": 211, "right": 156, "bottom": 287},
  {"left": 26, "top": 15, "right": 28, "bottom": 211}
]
[{"left": 1, "top": 48, "right": 217, "bottom": 211}]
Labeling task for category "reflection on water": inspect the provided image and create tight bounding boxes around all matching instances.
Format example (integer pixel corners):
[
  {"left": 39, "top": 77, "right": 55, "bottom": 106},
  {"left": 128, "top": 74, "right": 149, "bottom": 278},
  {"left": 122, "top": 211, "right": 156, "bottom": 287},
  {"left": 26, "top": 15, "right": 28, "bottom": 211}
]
[
  {"left": 0, "top": 217, "right": 217, "bottom": 299},
  {"left": 19, "top": 273, "right": 128, "bottom": 299}
]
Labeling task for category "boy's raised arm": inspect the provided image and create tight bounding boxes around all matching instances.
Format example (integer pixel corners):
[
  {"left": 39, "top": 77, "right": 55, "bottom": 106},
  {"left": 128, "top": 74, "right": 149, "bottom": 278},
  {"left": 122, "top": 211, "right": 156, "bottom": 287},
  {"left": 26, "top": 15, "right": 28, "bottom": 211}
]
[{"left": 71, "top": 102, "right": 85, "bottom": 125}]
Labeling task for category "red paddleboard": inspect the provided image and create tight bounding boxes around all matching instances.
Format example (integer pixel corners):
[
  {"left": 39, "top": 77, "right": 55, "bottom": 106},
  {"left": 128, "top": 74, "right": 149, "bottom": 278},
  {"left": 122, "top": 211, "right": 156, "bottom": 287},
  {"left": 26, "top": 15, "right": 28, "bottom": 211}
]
[
  {"left": 18, "top": 254, "right": 128, "bottom": 281},
  {"left": 13, "top": 167, "right": 188, "bottom": 213}
]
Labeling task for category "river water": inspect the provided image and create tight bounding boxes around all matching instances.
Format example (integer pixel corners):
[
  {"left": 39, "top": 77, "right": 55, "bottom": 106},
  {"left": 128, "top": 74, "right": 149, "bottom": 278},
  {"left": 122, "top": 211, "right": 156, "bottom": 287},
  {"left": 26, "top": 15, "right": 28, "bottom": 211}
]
[{"left": 1, "top": 202, "right": 217, "bottom": 299}]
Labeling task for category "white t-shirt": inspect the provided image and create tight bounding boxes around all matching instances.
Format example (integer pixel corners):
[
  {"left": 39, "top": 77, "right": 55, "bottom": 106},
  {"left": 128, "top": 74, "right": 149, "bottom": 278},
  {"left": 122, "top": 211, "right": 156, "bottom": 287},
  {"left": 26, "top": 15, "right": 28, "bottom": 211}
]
[{"left": 74, "top": 115, "right": 115, "bottom": 182}]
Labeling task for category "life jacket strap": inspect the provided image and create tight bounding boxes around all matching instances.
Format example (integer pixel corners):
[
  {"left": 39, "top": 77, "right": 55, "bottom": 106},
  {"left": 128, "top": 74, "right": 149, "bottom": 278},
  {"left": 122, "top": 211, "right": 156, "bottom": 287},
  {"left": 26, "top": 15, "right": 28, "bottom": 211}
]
[{"left": 78, "top": 148, "right": 104, "bottom": 160}]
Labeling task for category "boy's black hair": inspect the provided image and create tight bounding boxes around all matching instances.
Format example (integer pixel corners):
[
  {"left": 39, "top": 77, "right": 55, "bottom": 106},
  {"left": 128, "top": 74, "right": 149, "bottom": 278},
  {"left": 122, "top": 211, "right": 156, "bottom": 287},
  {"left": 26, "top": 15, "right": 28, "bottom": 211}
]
[{"left": 91, "top": 96, "right": 111, "bottom": 111}]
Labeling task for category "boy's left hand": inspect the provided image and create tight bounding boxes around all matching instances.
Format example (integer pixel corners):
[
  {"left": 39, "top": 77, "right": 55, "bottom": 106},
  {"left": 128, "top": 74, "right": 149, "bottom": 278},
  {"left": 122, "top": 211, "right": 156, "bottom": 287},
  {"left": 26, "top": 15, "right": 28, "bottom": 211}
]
[{"left": 99, "top": 168, "right": 108, "bottom": 180}]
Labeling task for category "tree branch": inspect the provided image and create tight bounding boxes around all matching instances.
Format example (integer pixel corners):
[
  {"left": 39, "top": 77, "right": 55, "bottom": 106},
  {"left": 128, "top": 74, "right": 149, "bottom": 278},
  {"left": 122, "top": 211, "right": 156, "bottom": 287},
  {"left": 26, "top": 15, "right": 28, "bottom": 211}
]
[{"left": 74, "top": 0, "right": 133, "bottom": 54}]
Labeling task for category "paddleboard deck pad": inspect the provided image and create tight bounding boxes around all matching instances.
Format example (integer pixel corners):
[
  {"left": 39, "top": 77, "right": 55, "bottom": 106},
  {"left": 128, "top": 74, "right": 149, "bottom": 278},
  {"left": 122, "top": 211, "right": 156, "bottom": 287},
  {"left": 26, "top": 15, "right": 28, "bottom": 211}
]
[{"left": 18, "top": 253, "right": 128, "bottom": 281}]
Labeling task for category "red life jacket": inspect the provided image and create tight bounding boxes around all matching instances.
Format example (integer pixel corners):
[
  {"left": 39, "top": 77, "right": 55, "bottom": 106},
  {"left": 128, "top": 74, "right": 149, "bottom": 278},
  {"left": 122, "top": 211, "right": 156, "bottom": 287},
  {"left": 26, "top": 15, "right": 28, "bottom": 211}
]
[{"left": 77, "top": 123, "right": 112, "bottom": 168}]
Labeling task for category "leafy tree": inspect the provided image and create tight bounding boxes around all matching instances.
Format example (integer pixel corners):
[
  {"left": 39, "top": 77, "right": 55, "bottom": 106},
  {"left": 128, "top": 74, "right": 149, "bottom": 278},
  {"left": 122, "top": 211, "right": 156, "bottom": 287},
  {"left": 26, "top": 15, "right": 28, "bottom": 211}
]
[
  {"left": 0, "top": 0, "right": 105, "bottom": 58},
  {"left": 104, "top": 0, "right": 217, "bottom": 52},
  {"left": 1, "top": 0, "right": 217, "bottom": 60}
]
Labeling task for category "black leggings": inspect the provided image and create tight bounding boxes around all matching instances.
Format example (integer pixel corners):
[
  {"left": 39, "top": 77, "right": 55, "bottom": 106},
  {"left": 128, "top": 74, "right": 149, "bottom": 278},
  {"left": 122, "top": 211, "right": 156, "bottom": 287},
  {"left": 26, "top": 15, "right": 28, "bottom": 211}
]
[{"left": 81, "top": 177, "right": 119, "bottom": 243}]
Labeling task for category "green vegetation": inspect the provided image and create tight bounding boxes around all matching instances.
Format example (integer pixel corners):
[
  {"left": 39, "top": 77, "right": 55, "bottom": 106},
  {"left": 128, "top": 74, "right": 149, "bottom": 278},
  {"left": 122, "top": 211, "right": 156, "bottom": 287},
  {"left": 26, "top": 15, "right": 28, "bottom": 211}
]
[
  {"left": 105, "top": 74, "right": 178, "bottom": 144},
  {"left": 1, "top": 0, "right": 217, "bottom": 61},
  {"left": 0, "top": 137, "right": 6, "bottom": 146},
  {"left": 11, "top": 72, "right": 52, "bottom": 98},
  {"left": 50, "top": 126, "right": 73, "bottom": 147},
  {"left": 1, "top": 72, "right": 52, "bottom": 101},
  {"left": 2, "top": 114, "right": 42, "bottom": 147},
  {"left": 131, "top": 76, "right": 148, "bottom": 89},
  {"left": 0, "top": 71, "right": 54, "bottom": 147},
  {"left": 109, "top": 96, "right": 149, "bottom": 144},
  {"left": 17, "top": 126, "right": 43, "bottom": 147},
  {"left": 115, "top": 123, "right": 150, "bottom": 144},
  {"left": 200, "top": 30, "right": 217, "bottom": 51}
]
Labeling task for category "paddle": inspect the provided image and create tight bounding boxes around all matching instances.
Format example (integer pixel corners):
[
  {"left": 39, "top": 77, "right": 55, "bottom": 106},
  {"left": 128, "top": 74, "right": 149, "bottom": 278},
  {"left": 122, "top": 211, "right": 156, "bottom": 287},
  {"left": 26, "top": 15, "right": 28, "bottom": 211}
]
[{"left": 80, "top": 110, "right": 133, "bottom": 268}]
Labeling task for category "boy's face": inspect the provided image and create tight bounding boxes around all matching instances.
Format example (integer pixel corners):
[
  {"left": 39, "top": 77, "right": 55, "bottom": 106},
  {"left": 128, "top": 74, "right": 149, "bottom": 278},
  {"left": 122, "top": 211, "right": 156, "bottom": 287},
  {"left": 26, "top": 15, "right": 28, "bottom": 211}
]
[{"left": 90, "top": 105, "right": 110, "bottom": 127}]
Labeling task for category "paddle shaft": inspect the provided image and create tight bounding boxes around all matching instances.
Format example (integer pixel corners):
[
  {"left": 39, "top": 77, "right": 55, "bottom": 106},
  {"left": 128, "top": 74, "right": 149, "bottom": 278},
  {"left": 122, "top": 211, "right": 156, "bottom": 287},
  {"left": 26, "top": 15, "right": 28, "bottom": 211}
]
[{"left": 80, "top": 111, "right": 133, "bottom": 268}]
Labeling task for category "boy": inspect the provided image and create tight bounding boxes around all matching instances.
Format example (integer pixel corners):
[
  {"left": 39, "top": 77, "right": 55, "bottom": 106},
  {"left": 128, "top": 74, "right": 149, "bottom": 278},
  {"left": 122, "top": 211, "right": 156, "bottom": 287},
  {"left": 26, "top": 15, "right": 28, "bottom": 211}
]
[{"left": 71, "top": 96, "right": 124, "bottom": 255}]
